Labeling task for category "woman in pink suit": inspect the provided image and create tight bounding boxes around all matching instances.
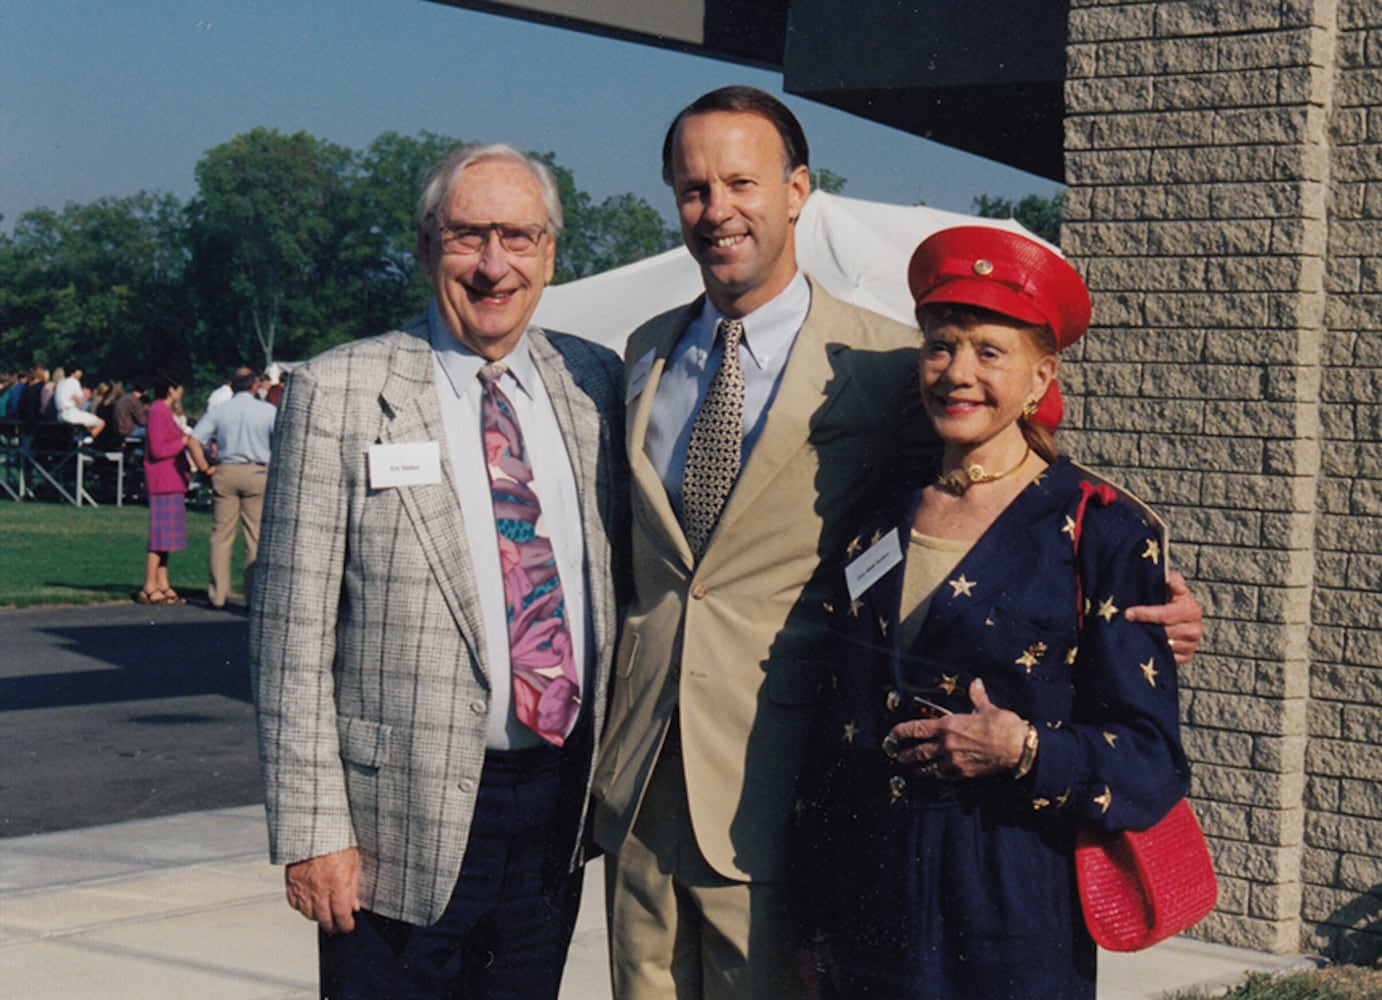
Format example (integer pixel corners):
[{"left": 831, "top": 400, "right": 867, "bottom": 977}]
[{"left": 138, "top": 368, "right": 208, "bottom": 604}]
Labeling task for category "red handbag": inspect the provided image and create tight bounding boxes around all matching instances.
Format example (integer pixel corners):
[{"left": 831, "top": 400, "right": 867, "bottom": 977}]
[
  {"left": 1075, "top": 798, "right": 1218, "bottom": 951},
  {"left": 1069, "top": 477, "right": 1217, "bottom": 951}
]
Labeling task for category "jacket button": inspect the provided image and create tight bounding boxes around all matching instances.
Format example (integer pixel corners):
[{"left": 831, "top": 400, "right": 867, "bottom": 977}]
[
  {"left": 691, "top": 583, "right": 707, "bottom": 600},
  {"left": 469, "top": 700, "right": 486, "bottom": 715},
  {"left": 886, "top": 690, "right": 903, "bottom": 712},
  {"left": 460, "top": 778, "right": 477, "bottom": 793},
  {"left": 889, "top": 775, "right": 907, "bottom": 800}
]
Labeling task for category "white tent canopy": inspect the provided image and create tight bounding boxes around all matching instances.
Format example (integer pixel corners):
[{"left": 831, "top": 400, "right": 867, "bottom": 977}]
[{"left": 532, "top": 190, "right": 1044, "bottom": 356}]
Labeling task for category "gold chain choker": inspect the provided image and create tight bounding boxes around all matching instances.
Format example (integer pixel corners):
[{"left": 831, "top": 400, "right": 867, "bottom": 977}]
[{"left": 935, "top": 446, "right": 1031, "bottom": 496}]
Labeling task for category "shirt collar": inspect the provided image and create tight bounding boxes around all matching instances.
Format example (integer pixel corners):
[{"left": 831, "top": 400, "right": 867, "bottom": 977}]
[
  {"left": 428, "top": 299, "right": 539, "bottom": 400},
  {"left": 694, "top": 270, "right": 811, "bottom": 371}
]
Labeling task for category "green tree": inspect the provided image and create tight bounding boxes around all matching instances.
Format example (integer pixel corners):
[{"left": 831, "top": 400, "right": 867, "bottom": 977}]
[
  {"left": 0, "top": 192, "right": 190, "bottom": 378},
  {"left": 3, "top": 129, "right": 680, "bottom": 393},
  {"left": 351, "top": 130, "right": 467, "bottom": 331},
  {"left": 186, "top": 128, "right": 359, "bottom": 371},
  {"left": 536, "top": 152, "right": 679, "bottom": 284},
  {"left": 972, "top": 191, "right": 1065, "bottom": 245},
  {"left": 811, "top": 168, "right": 847, "bottom": 194}
]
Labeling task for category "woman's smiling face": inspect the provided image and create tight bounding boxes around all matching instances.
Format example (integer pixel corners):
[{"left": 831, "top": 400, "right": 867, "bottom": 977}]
[{"left": 919, "top": 310, "right": 1056, "bottom": 451}]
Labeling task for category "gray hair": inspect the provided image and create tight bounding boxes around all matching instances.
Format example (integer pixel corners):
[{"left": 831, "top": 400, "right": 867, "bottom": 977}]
[{"left": 415, "top": 143, "right": 564, "bottom": 237}]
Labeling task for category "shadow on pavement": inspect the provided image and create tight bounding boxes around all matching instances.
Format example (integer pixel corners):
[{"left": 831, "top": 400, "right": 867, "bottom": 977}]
[
  {"left": 0, "top": 604, "right": 262, "bottom": 837},
  {"left": 0, "top": 618, "right": 251, "bottom": 710}
]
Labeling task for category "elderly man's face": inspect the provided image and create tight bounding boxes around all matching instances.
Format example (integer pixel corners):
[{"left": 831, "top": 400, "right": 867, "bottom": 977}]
[
  {"left": 417, "top": 158, "right": 556, "bottom": 361},
  {"left": 669, "top": 110, "right": 810, "bottom": 318}
]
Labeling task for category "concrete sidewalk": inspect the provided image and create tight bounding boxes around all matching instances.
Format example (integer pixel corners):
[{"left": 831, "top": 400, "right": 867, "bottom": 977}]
[{"left": 0, "top": 806, "right": 1314, "bottom": 1000}]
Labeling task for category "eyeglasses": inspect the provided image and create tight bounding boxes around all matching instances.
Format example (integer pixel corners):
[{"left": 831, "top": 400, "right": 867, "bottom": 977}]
[{"left": 433, "top": 219, "right": 548, "bottom": 256}]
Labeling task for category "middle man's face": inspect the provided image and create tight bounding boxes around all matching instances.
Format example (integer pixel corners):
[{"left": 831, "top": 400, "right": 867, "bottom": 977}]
[{"left": 669, "top": 110, "right": 811, "bottom": 318}]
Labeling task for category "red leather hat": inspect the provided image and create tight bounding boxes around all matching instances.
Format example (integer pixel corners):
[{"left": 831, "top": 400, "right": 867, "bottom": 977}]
[{"left": 907, "top": 226, "right": 1091, "bottom": 350}]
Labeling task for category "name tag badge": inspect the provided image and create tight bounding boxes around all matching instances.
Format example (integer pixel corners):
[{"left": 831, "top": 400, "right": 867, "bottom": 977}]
[
  {"left": 626, "top": 349, "right": 655, "bottom": 403},
  {"left": 368, "top": 441, "right": 442, "bottom": 489},
  {"left": 845, "top": 528, "right": 903, "bottom": 601}
]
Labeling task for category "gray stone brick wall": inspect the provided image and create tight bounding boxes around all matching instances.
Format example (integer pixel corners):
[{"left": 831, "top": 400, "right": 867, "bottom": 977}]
[{"left": 1064, "top": 0, "right": 1380, "bottom": 961}]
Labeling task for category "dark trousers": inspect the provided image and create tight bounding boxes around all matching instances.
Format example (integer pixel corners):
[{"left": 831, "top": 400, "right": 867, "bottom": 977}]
[{"left": 319, "top": 745, "right": 583, "bottom": 1000}]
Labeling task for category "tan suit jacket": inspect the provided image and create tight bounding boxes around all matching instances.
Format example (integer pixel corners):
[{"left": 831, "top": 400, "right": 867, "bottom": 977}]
[
  {"left": 591, "top": 278, "right": 930, "bottom": 882},
  {"left": 251, "top": 319, "right": 627, "bottom": 926}
]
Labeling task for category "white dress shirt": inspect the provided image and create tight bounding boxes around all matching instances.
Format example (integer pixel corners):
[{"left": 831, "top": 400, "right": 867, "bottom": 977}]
[{"left": 428, "top": 303, "right": 588, "bottom": 750}]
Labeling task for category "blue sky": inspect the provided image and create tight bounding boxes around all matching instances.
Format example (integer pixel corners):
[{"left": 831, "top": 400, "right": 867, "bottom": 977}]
[{"left": 0, "top": 0, "right": 1062, "bottom": 231}]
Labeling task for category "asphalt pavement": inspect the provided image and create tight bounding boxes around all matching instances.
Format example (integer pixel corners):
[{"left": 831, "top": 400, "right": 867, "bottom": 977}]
[
  {"left": 0, "top": 600, "right": 261, "bottom": 837},
  {"left": 0, "top": 601, "right": 1318, "bottom": 998}
]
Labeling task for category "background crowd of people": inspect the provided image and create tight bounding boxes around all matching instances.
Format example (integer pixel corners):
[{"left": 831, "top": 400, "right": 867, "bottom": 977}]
[
  {"left": 1, "top": 361, "right": 284, "bottom": 612},
  {"left": 1, "top": 364, "right": 148, "bottom": 451}
]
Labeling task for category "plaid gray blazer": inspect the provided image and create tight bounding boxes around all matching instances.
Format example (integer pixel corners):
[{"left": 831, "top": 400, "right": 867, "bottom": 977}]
[{"left": 250, "top": 318, "right": 628, "bottom": 926}]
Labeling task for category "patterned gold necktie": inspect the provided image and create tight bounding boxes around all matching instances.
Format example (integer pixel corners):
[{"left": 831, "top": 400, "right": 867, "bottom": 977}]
[{"left": 682, "top": 318, "right": 746, "bottom": 559}]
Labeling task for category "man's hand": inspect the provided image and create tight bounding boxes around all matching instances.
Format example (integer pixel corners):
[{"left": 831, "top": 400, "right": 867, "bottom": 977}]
[
  {"left": 1124, "top": 569, "right": 1203, "bottom": 665},
  {"left": 285, "top": 847, "right": 361, "bottom": 934}
]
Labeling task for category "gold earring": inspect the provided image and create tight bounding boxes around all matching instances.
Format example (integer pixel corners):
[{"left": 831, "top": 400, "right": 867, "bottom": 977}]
[{"left": 1021, "top": 397, "right": 1039, "bottom": 420}]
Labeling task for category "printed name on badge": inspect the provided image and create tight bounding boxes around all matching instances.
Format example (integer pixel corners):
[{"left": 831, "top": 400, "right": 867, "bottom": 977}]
[
  {"left": 626, "top": 349, "right": 656, "bottom": 403},
  {"left": 845, "top": 527, "right": 903, "bottom": 601},
  {"left": 369, "top": 441, "right": 442, "bottom": 489}
]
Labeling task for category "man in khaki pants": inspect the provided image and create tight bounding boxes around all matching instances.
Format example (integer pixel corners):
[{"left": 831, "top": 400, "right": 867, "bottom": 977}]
[{"left": 192, "top": 366, "right": 276, "bottom": 609}]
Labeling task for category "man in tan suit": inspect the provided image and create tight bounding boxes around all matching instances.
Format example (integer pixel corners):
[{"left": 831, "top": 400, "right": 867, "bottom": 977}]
[
  {"left": 252, "top": 144, "right": 627, "bottom": 999},
  {"left": 591, "top": 87, "right": 1204, "bottom": 999}
]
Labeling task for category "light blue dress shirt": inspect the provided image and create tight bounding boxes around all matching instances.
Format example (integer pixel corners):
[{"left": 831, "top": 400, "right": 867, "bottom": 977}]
[
  {"left": 645, "top": 270, "right": 811, "bottom": 515},
  {"left": 428, "top": 303, "right": 588, "bottom": 750},
  {"left": 192, "top": 391, "right": 277, "bottom": 464}
]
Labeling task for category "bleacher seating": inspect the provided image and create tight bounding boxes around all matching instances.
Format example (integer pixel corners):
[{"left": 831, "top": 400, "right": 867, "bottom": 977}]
[{"left": 0, "top": 419, "right": 141, "bottom": 506}]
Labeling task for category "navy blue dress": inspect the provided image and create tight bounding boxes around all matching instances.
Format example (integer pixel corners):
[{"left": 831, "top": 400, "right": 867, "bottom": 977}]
[{"left": 794, "top": 456, "right": 1189, "bottom": 999}]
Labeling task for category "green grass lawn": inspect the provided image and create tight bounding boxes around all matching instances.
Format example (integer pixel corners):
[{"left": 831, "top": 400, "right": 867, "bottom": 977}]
[{"left": 0, "top": 502, "right": 245, "bottom": 607}]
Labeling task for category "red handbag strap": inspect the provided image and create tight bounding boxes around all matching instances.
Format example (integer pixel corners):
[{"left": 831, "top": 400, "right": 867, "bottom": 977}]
[{"left": 1072, "top": 480, "right": 1118, "bottom": 634}]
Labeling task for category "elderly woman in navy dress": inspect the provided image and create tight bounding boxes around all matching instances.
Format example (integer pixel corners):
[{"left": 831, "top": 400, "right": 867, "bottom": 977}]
[{"left": 795, "top": 227, "right": 1193, "bottom": 999}]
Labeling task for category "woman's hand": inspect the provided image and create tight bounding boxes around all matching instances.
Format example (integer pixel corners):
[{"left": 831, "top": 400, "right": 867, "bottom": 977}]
[{"left": 889, "top": 678, "right": 1029, "bottom": 780}]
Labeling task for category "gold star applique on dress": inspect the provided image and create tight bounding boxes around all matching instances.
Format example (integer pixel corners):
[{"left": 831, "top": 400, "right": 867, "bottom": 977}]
[
  {"left": 1103, "top": 730, "right": 1119, "bottom": 748},
  {"left": 870, "top": 530, "right": 883, "bottom": 546},
  {"left": 846, "top": 536, "right": 862, "bottom": 557},
  {"left": 949, "top": 575, "right": 977, "bottom": 597},
  {"left": 1015, "top": 642, "right": 1047, "bottom": 674},
  {"left": 1142, "top": 538, "right": 1161, "bottom": 565},
  {"left": 849, "top": 598, "right": 863, "bottom": 618},
  {"left": 1062, "top": 515, "right": 1076, "bottom": 538},
  {"left": 1094, "top": 786, "right": 1112, "bottom": 814},
  {"left": 1033, "top": 797, "right": 1051, "bottom": 810},
  {"left": 938, "top": 673, "right": 961, "bottom": 696},
  {"left": 822, "top": 601, "right": 834, "bottom": 614},
  {"left": 1140, "top": 658, "right": 1159, "bottom": 687},
  {"left": 1096, "top": 596, "right": 1120, "bottom": 622},
  {"left": 878, "top": 617, "right": 889, "bottom": 636},
  {"left": 842, "top": 721, "right": 858, "bottom": 744},
  {"left": 1055, "top": 788, "right": 1071, "bottom": 808},
  {"left": 1065, "top": 646, "right": 1079, "bottom": 665}
]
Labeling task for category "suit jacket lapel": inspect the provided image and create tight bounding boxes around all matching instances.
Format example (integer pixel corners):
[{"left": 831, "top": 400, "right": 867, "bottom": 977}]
[
  {"left": 528, "top": 330, "right": 612, "bottom": 660},
  {"left": 627, "top": 301, "right": 701, "bottom": 570},
  {"left": 710, "top": 278, "right": 855, "bottom": 548},
  {"left": 377, "top": 323, "right": 490, "bottom": 682}
]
